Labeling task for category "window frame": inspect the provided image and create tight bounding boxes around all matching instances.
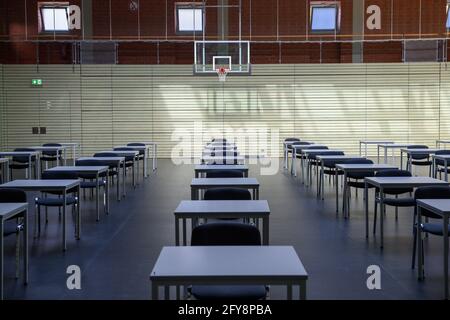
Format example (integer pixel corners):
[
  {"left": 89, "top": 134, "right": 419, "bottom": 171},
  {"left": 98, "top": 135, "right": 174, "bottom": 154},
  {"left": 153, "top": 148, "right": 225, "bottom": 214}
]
[
  {"left": 39, "top": 3, "right": 70, "bottom": 34},
  {"left": 309, "top": 1, "right": 341, "bottom": 34},
  {"left": 175, "top": 2, "right": 204, "bottom": 35}
]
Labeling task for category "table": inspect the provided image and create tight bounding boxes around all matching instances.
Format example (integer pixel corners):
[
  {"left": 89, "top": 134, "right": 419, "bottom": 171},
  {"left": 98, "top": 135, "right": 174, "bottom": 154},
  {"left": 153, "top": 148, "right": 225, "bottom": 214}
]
[
  {"left": 436, "top": 140, "right": 450, "bottom": 149},
  {"left": 301, "top": 149, "right": 343, "bottom": 186},
  {"left": 117, "top": 145, "right": 151, "bottom": 178},
  {"left": 432, "top": 154, "right": 450, "bottom": 180},
  {"left": 0, "top": 179, "right": 81, "bottom": 251},
  {"left": 194, "top": 165, "right": 249, "bottom": 178},
  {"left": 60, "top": 143, "right": 81, "bottom": 165},
  {"left": 377, "top": 143, "right": 413, "bottom": 164},
  {"left": 150, "top": 246, "right": 308, "bottom": 300},
  {"left": 359, "top": 140, "right": 394, "bottom": 157},
  {"left": 190, "top": 178, "right": 259, "bottom": 200},
  {"left": 0, "top": 151, "right": 41, "bottom": 180},
  {"left": 0, "top": 158, "right": 9, "bottom": 183},
  {"left": 0, "top": 203, "right": 28, "bottom": 300},
  {"left": 399, "top": 148, "right": 440, "bottom": 172},
  {"left": 30, "top": 146, "right": 68, "bottom": 167},
  {"left": 416, "top": 199, "right": 450, "bottom": 299},
  {"left": 290, "top": 144, "right": 327, "bottom": 177},
  {"left": 364, "top": 176, "right": 449, "bottom": 248},
  {"left": 77, "top": 157, "right": 125, "bottom": 201},
  {"left": 47, "top": 166, "right": 109, "bottom": 221},
  {"left": 174, "top": 200, "right": 270, "bottom": 246},
  {"left": 335, "top": 164, "right": 397, "bottom": 217},
  {"left": 201, "top": 155, "right": 245, "bottom": 165},
  {"left": 131, "top": 142, "right": 157, "bottom": 172},
  {"left": 316, "top": 155, "right": 367, "bottom": 198}
]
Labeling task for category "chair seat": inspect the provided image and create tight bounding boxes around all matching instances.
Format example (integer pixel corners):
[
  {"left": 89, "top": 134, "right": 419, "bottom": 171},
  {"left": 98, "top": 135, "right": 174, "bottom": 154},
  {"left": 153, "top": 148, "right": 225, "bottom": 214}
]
[
  {"left": 3, "top": 221, "right": 22, "bottom": 237},
  {"left": 40, "top": 156, "right": 59, "bottom": 162},
  {"left": 421, "top": 223, "right": 450, "bottom": 236},
  {"left": 411, "top": 160, "right": 432, "bottom": 166},
  {"left": 376, "top": 187, "right": 413, "bottom": 195},
  {"left": 9, "top": 163, "right": 30, "bottom": 169},
  {"left": 348, "top": 181, "right": 374, "bottom": 189},
  {"left": 80, "top": 180, "right": 106, "bottom": 188},
  {"left": 191, "top": 285, "right": 267, "bottom": 300},
  {"left": 35, "top": 196, "right": 77, "bottom": 207},
  {"left": 382, "top": 197, "right": 415, "bottom": 207}
]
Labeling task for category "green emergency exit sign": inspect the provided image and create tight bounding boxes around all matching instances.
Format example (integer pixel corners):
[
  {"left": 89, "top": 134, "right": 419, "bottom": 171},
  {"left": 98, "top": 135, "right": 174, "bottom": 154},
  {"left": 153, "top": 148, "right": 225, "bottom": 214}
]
[{"left": 31, "top": 79, "right": 42, "bottom": 86}]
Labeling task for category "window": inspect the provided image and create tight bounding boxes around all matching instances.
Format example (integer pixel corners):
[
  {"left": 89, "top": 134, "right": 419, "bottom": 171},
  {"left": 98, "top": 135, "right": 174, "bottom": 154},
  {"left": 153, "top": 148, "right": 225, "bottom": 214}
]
[
  {"left": 39, "top": 5, "right": 69, "bottom": 32},
  {"left": 447, "top": 2, "right": 450, "bottom": 29},
  {"left": 310, "top": 2, "right": 340, "bottom": 32},
  {"left": 176, "top": 3, "right": 203, "bottom": 33}
]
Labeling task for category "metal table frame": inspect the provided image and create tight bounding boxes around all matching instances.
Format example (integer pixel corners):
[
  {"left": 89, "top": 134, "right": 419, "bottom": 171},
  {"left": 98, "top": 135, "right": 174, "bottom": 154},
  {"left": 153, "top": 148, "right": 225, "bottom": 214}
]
[
  {"left": 0, "top": 151, "right": 41, "bottom": 180},
  {"left": 190, "top": 178, "right": 260, "bottom": 200},
  {"left": 359, "top": 140, "right": 394, "bottom": 157},
  {"left": 194, "top": 165, "right": 249, "bottom": 178}
]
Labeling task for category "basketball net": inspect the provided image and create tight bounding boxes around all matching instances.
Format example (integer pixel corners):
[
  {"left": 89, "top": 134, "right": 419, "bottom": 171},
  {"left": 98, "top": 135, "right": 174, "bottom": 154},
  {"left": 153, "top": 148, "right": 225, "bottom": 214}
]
[{"left": 216, "top": 67, "right": 229, "bottom": 82}]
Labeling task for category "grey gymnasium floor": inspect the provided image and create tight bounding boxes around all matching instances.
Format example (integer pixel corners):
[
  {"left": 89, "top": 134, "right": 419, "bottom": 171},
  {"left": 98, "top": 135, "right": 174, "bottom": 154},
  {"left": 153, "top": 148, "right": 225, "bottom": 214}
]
[{"left": 2, "top": 158, "right": 448, "bottom": 300}]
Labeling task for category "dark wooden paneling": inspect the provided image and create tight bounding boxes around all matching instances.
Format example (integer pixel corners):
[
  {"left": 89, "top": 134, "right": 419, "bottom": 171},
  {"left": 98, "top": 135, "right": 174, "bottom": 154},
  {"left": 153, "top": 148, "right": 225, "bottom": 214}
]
[
  {"left": 111, "top": 0, "right": 139, "bottom": 38},
  {"left": 158, "top": 42, "right": 193, "bottom": 64},
  {"left": 38, "top": 42, "right": 73, "bottom": 64},
  {"left": 420, "top": 0, "right": 446, "bottom": 38},
  {"left": 280, "top": 43, "right": 314, "bottom": 63},
  {"left": 250, "top": 0, "right": 277, "bottom": 40},
  {"left": 251, "top": 43, "right": 279, "bottom": 63},
  {"left": 92, "top": 0, "right": 112, "bottom": 39},
  {"left": 393, "top": 0, "right": 420, "bottom": 39},
  {"left": 0, "top": 42, "right": 37, "bottom": 64},
  {"left": 279, "top": 0, "right": 307, "bottom": 40},
  {"left": 140, "top": 0, "right": 166, "bottom": 38},
  {"left": 363, "top": 41, "right": 402, "bottom": 63},
  {"left": 118, "top": 42, "right": 158, "bottom": 64}
]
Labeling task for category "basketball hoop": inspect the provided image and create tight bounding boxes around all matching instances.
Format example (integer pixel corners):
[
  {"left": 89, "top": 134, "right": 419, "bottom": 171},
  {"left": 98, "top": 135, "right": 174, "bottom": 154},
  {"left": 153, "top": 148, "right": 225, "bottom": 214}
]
[{"left": 216, "top": 67, "right": 229, "bottom": 82}]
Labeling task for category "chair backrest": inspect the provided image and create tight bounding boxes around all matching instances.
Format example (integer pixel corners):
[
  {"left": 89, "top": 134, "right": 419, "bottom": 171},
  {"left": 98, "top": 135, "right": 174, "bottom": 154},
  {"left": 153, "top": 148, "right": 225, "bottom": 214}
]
[
  {"left": 435, "top": 150, "right": 450, "bottom": 166},
  {"left": 322, "top": 152, "right": 346, "bottom": 167},
  {"left": 407, "top": 145, "right": 429, "bottom": 160},
  {"left": 375, "top": 169, "right": 412, "bottom": 177},
  {"left": 0, "top": 188, "right": 26, "bottom": 203},
  {"left": 307, "top": 146, "right": 328, "bottom": 150},
  {"left": 343, "top": 158, "right": 374, "bottom": 179},
  {"left": 127, "top": 143, "right": 145, "bottom": 146},
  {"left": 191, "top": 222, "right": 261, "bottom": 246},
  {"left": 206, "top": 170, "right": 244, "bottom": 178},
  {"left": 292, "top": 141, "right": 311, "bottom": 146},
  {"left": 43, "top": 143, "right": 62, "bottom": 147},
  {"left": 42, "top": 170, "right": 79, "bottom": 180},
  {"left": 284, "top": 138, "right": 300, "bottom": 142},
  {"left": 415, "top": 186, "right": 450, "bottom": 219},
  {"left": 13, "top": 148, "right": 36, "bottom": 163},
  {"left": 204, "top": 187, "right": 251, "bottom": 200},
  {"left": 42, "top": 143, "right": 62, "bottom": 156},
  {"left": 113, "top": 147, "right": 134, "bottom": 151},
  {"left": 94, "top": 152, "right": 118, "bottom": 158}
]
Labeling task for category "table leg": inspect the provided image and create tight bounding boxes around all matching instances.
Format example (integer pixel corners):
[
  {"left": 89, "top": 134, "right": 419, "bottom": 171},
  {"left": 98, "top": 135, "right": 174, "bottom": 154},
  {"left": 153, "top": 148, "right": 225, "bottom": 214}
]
[
  {"left": 301, "top": 154, "right": 305, "bottom": 184},
  {"left": 384, "top": 147, "right": 387, "bottom": 164},
  {"left": 377, "top": 145, "right": 380, "bottom": 164},
  {"left": 0, "top": 221, "right": 3, "bottom": 300},
  {"left": 96, "top": 172, "right": 100, "bottom": 221},
  {"left": 106, "top": 174, "right": 110, "bottom": 214},
  {"left": 343, "top": 171, "right": 348, "bottom": 218},
  {"left": 379, "top": 187, "right": 384, "bottom": 249},
  {"left": 365, "top": 181, "right": 369, "bottom": 238},
  {"left": 175, "top": 217, "right": 180, "bottom": 246},
  {"left": 400, "top": 150, "right": 403, "bottom": 170},
  {"left": 116, "top": 167, "right": 120, "bottom": 201},
  {"left": 291, "top": 149, "right": 296, "bottom": 176},
  {"left": 262, "top": 217, "right": 269, "bottom": 245},
  {"left": 122, "top": 161, "right": 126, "bottom": 198},
  {"left": 77, "top": 187, "right": 81, "bottom": 240},
  {"left": 151, "top": 283, "right": 158, "bottom": 300},
  {"left": 153, "top": 144, "right": 157, "bottom": 171},
  {"left": 418, "top": 206, "right": 424, "bottom": 280},
  {"left": 446, "top": 159, "right": 449, "bottom": 182},
  {"left": 365, "top": 144, "right": 368, "bottom": 158},
  {"left": 443, "top": 214, "right": 449, "bottom": 299},
  {"left": 28, "top": 155, "right": 32, "bottom": 180},
  {"left": 63, "top": 189, "right": 67, "bottom": 251},
  {"left": 359, "top": 142, "right": 362, "bottom": 157},
  {"left": 284, "top": 144, "right": 287, "bottom": 169},
  {"left": 132, "top": 158, "right": 136, "bottom": 188},
  {"left": 335, "top": 169, "right": 339, "bottom": 213},
  {"left": 24, "top": 208, "right": 28, "bottom": 285}
]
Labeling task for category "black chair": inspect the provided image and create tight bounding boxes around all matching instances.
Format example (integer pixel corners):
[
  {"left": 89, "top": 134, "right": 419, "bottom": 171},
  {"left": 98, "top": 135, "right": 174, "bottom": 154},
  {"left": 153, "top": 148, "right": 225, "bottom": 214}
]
[
  {"left": 9, "top": 148, "right": 37, "bottom": 180},
  {"left": 75, "top": 159, "right": 108, "bottom": 205},
  {"left": 205, "top": 170, "right": 244, "bottom": 178},
  {"left": 318, "top": 151, "right": 345, "bottom": 192},
  {"left": 34, "top": 171, "right": 79, "bottom": 236},
  {"left": 113, "top": 147, "right": 136, "bottom": 179},
  {"left": 93, "top": 152, "right": 120, "bottom": 183},
  {"left": 373, "top": 170, "right": 415, "bottom": 234},
  {"left": 434, "top": 150, "right": 450, "bottom": 179},
  {"left": 127, "top": 143, "right": 145, "bottom": 160},
  {"left": 305, "top": 147, "right": 329, "bottom": 184},
  {"left": 0, "top": 189, "right": 26, "bottom": 278},
  {"left": 41, "top": 143, "right": 63, "bottom": 170},
  {"left": 406, "top": 145, "right": 432, "bottom": 176},
  {"left": 285, "top": 138, "right": 301, "bottom": 153},
  {"left": 204, "top": 188, "right": 252, "bottom": 222},
  {"left": 188, "top": 222, "right": 267, "bottom": 300},
  {"left": 342, "top": 159, "right": 374, "bottom": 216},
  {"left": 412, "top": 186, "right": 450, "bottom": 270}
]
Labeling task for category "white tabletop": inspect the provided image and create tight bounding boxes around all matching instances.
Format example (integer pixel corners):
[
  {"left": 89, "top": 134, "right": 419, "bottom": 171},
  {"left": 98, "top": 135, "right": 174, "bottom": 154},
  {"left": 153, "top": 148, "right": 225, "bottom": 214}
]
[
  {"left": 29, "top": 146, "right": 66, "bottom": 150},
  {"left": 302, "top": 149, "right": 342, "bottom": 155},
  {"left": 115, "top": 145, "right": 146, "bottom": 150},
  {"left": 0, "top": 179, "right": 80, "bottom": 190},
  {"left": 47, "top": 166, "right": 109, "bottom": 173},
  {"left": 191, "top": 177, "right": 259, "bottom": 187},
  {"left": 0, "top": 203, "right": 28, "bottom": 220},
  {"left": 150, "top": 246, "right": 308, "bottom": 280},
  {"left": 433, "top": 154, "right": 450, "bottom": 159},
  {"left": 100, "top": 150, "right": 139, "bottom": 156},
  {"left": 194, "top": 165, "right": 249, "bottom": 171},
  {"left": 316, "top": 155, "right": 361, "bottom": 160},
  {"left": 292, "top": 144, "right": 327, "bottom": 150},
  {"left": 378, "top": 143, "right": 413, "bottom": 148},
  {"left": 77, "top": 157, "right": 125, "bottom": 162},
  {"left": 175, "top": 200, "right": 270, "bottom": 216},
  {"left": 417, "top": 199, "right": 450, "bottom": 215},
  {"left": 0, "top": 151, "right": 39, "bottom": 156},
  {"left": 365, "top": 176, "right": 449, "bottom": 187}
]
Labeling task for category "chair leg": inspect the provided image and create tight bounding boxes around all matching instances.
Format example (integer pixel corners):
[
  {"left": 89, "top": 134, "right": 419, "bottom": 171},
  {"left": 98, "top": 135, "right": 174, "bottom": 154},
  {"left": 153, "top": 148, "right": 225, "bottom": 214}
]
[
  {"left": 412, "top": 226, "right": 417, "bottom": 269},
  {"left": 37, "top": 204, "right": 41, "bottom": 236},
  {"left": 373, "top": 198, "right": 378, "bottom": 234}
]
